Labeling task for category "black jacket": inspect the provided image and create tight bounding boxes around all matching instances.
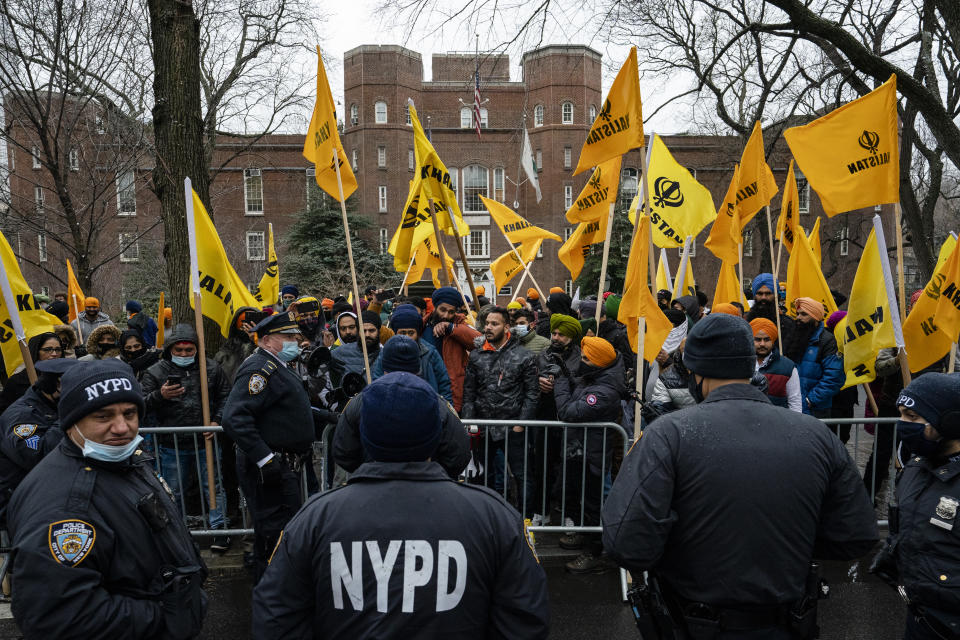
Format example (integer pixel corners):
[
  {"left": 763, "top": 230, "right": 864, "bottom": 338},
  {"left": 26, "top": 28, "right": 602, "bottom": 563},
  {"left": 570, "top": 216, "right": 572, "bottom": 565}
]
[
  {"left": 602, "top": 383, "right": 879, "bottom": 607},
  {"left": 535, "top": 343, "right": 582, "bottom": 420},
  {"left": 461, "top": 334, "right": 538, "bottom": 423},
  {"left": 333, "top": 394, "right": 470, "bottom": 479},
  {"left": 554, "top": 356, "right": 626, "bottom": 473},
  {"left": 597, "top": 319, "right": 637, "bottom": 372},
  {"left": 252, "top": 461, "right": 549, "bottom": 639},
  {"left": 7, "top": 438, "right": 207, "bottom": 639}
]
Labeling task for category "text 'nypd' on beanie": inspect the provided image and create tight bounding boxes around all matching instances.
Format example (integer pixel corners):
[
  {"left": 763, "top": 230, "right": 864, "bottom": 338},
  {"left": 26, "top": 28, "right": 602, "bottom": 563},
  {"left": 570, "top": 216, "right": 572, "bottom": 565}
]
[
  {"left": 360, "top": 372, "right": 442, "bottom": 462},
  {"left": 682, "top": 313, "right": 756, "bottom": 379},
  {"left": 59, "top": 360, "right": 145, "bottom": 429},
  {"left": 897, "top": 373, "right": 960, "bottom": 437}
]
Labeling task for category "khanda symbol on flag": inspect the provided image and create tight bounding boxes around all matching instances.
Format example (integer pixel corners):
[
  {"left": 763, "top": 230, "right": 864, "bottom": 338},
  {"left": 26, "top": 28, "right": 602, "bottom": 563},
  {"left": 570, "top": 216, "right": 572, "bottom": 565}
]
[{"left": 652, "top": 177, "right": 683, "bottom": 208}]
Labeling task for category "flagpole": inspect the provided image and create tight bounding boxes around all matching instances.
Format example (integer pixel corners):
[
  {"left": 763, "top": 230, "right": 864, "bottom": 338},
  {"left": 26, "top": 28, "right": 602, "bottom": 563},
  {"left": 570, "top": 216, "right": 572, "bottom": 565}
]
[
  {"left": 494, "top": 224, "right": 547, "bottom": 301},
  {"left": 331, "top": 150, "right": 373, "bottom": 385},
  {"left": 634, "top": 316, "right": 645, "bottom": 443},
  {"left": 639, "top": 138, "right": 656, "bottom": 289},
  {"left": 0, "top": 259, "right": 37, "bottom": 385},
  {"left": 427, "top": 200, "right": 451, "bottom": 287},
  {"left": 183, "top": 178, "right": 217, "bottom": 511},
  {"left": 765, "top": 206, "right": 784, "bottom": 353},
  {"left": 949, "top": 342, "right": 957, "bottom": 374},
  {"left": 514, "top": 268, "right": 529, "bottom": 299},
  {"left": 876, "top": 212, "right": 911, "bottom": 386},
  {"left": 398, "top": 254, "right": 417, "bottom": 296},
  {"left": 674, "top": 236, "right": 692, "bottom": 299},
  {"left": 70, "top": 294, "right": 84, "bottom": 344},
  {"left": 442, "top": 204, "right": 483, "bottom": 316},
  {"left": 594, "top": 203, "right": 616, "bottom": 326},
  {"left": 659, "top": 250, "right": 673, "bottom": 293},
  {"left": 737, "top": 241, "right": 744, "bottom": 306}
]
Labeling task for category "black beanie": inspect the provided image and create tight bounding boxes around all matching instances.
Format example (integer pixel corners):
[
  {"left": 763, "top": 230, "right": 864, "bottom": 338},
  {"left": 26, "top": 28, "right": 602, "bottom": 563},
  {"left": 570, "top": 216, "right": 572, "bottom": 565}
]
[
  {"left": 682, "top": 313, "right": 755, "bottom": 379},
  {"left": 360, "top": 372, "right": 442, "bottom": 462},
  {"left": 59, "top": 360, "right": 145, "bottom": 429},
  {"left": 897, "top": 373, "right": 960, "bottom": 438},
  {"left": 381, "top": 335, "right": 421, "bottom": 374},
  {"left": 361, "top": 310, "right": 382, "bottom": 330}
]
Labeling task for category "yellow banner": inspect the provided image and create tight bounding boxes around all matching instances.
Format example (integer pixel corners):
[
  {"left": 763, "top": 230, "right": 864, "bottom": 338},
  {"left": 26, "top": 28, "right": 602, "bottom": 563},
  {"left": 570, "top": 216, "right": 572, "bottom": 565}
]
[
  {"left": 784, "top": 75, "right": 899, "bottom": 216},
  {"left": 558, "top": 215, "right": 609, "bottom": 281},
  {"left": 655, "top": 250, "right": 671, "bottom": 293},
  {"left": 253, "top": 224, "right": 279, "bottom": 305},
  {"left": 574, "top": 46, "right": 644, "bottom": 175},
  {"left": 66, "top": 259, "right": 86, "bottom": 323},
  {"left": 491, "top": 241, "right": 541, "bottom": 293},
  {"left": 775, "top": 160, "right": 801, "bottom": 252},
  {"left": 808, "top": 217, "right": 822, "bottom": 267},
  {"left": 565, "top": 156, "right": 622, "bottom": 223},
  {"left": 705, "top": 164, "right": 742, "bottom": 264},
  {"left": 672, "top": 251, "right": 697, "bottom": 300},
  {"left": 618, "top": 215, "right": 673, "bottom": 363},
  {"left": 903, "top": 235, "right": 959, "bottom": 371},
  {"left": 189, "top": 190, "right": 262, "bottom": 337},
  {"left": 714, "top": 259, "right": 747, "bottom": 306},
  {"left": 839, "top": 229, "right": 897, "bottom": 387},
  {"left": 303, "top": 46, "right": 357, "bottom": 201},
  {"left": 785, "top": 224, "right": 838, "bottom": 317},
  {"left": 407, "top": 233, "right": 456, "bottom": 288},
  {"left": 736, "top": 121, "right": 778, "bottom": 227},
  {"left": 483, "top": 196, "right": 561, "bottom": 245}
]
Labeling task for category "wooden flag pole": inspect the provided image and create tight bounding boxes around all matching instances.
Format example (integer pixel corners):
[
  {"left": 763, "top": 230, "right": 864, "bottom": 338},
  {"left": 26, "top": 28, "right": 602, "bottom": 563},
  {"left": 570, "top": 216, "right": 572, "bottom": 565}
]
[
  {"left": 427, "top": 200, "right": 451, "bottom": 287},
  {"left": 332, "top": 149, "right": 373, "bottom": 385},
  {"left": 183, "top": 178, "right": 217, "bottom": 512},
  {"left": 893, "top": 204, "right": 912, "bottom": 386},
  {"left": 442, "top": 205, "right": 483, "bottom": 316},
  {"left": 639, "top": 140, "right": 656, "bottom": 289},
  {"left": 863, "top": 382, "right": 880, "bottom": 416},
  {"left": 737, "top": 241, "right": 745, "bottom": 306},
  {"left": 514, "top": 268, "right": 530, "bottom": 299},
  {"left": 948, "top": 342, "right": 957, "bottom": 374},
  {"left": 765, "top": 206, "right": 784, "bottom": 354},
  {"left": 70, "top": 294, "right": 84, "bottom": 344},
  {"left": 494, "top": 224, "right": 547, "bottom": 301},
  {"left": 594, "top": 203, "right": 616, "bottom": 326},
  {"left": 398, "top": 254, "right": 417, "bottom": 296},
  {"left": 634, "top": 316, "right": 645, "bottom": 442}
]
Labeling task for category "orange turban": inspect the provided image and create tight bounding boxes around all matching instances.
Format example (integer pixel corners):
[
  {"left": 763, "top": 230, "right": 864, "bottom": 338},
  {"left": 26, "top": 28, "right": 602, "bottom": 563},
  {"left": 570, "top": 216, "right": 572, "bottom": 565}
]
[
  {"left": 527, "top": 288, "right": 539, "bottom": 300},
  {"left": 84, "top": 296, "right": 99, "bottom": 307},
  {"left": 749, "top": 318, "right": 778, "bottom": 341},
  {"left": 581, "top": 336, "right": 617, "bottom": 367},
  {"left": 163, "top": 307, "right": 173, "bottom": 320},
  {"left": 712, "top": 303, "right": 741, "bottom": 317},
  {"left": 321, "top": 298, "right": 334, "bottom": 310},
  {"left": 549, "top": 286, "right": 564, "bottom": 294},
  {"left": 474, "top": 286, "right": 485, "bottom": 296},
  {"left": 516, "top": 297, "right": 526, "bottom": 305},
  {"left": 794, "top": 297, "right": 825, "bottom": 322}
]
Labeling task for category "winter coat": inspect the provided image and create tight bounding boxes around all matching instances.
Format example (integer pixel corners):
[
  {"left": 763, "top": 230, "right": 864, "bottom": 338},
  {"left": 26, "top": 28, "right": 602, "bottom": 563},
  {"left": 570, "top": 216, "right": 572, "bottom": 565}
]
[
  {"left": 518, "top": 329, "right": 550, "bottom": 354},
  {"left": 461, "top": 334, "right": 539, "bottom": 431},
  {"left": 651, "top": 361, "right": 696, "bottom": 414},
  {"left": 53, "top": 324, "right": 79, "bottom": 359},
  {"left": 598, "top": 318, "right": 637, "bottom": 371},
  {"left": 213, "top": 334, "right": 256, "bottom": 383},
  {"left": 422, "top": 315, "right": 481, "bottom": 413},
  {"left": 78, "top": 325, "right": 122, "bottom": 361},
  {"left": 70, "top": 311, "right": 114, "bottom": 340},
  {"left": 329, "top": 341, "right": 379, "bottom": 387},
  {"left": 127, "top": 311, "right": 159, "bottom": 348},
  {"left": 535, "top": 344, "right": 582, "bottom": 420},
  {"left": 757, "top": 349, "right": 801, "bottom": 411},
  {"left": 795, "top": 324, "right": 844, "bottom": 413},
  {"left": 0, "top": 332, "right": 64, "bottom": 413},
  {"left": 372, "top": 339, "right": 452, "bottom": 403}
]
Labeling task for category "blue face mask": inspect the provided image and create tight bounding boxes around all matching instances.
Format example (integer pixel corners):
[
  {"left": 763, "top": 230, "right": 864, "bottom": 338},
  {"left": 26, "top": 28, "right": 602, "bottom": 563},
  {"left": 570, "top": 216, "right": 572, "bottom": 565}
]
[
  {"left": 897, "top": 420, "right": 941, "bottom": 458},
  {"left": 513, "top": 324, "right": 529, "bottom": 338},
  {"left": 76, "top": 426, "right": 143, "bottom": 463},
  {"left": 171, "top": 355, "right": 195, "bottom": 367},
  {"left": 277, "top": 341, "right": 300, "bottom": 362}
]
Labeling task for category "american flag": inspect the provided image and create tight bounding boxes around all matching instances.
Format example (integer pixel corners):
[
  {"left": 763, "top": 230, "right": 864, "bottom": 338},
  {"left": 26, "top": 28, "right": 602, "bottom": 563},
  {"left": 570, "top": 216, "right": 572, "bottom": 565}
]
[{"left": 473, "top": 67, "right": 482, "bottom": 140}]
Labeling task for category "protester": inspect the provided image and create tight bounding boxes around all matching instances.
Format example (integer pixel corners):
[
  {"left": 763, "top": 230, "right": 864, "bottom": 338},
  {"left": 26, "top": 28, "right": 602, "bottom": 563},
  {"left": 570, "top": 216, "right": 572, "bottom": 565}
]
[
  {"left": 527, "top": 287, "right": 542, "bottom": 312},
  {"left": 290, "top": 296, "right": 323, "bottom": 344},
  {"left": 330, "top": 310, "right": 380, "bottom": 386},
  {"left": 751, "top": 318, "right": 802, "bottom": 412},
  {"left": 279, "top": 285, "right": 299, "bottom": 310},
  {"left": 511, "top": 307, "right": 550, "bottom": 354},
  {"left": 672, "top": 294, "right": 702, "bottom": 326},
  {"left": 78, "top": 324, "right": 122, "bottom": 362},
  {"left": 422, "top": 286, "right": 481, "bottom": 413},
  {"left": 213, "top": 307, "right": 258, "bottom": 382},
  {"left": 536, "top": 291, "right": 574, "bottom": 338},
  {"left": 0, "top": 332, "right": 64, "bottom": 413},
  {"left": 119, "top": 329, "right": 161, "bottom": 379},
  {"left": 783, "top": 297, "right": 843, "bottom": 417},
  {"left": 827, "top": 310, "right": 858, "bottom": 443},
  {"left": 373, "top": 307, "right": 451, "bottom": 402},
  {"left": 53, "top": 323, "right": 79, "bottom": 359},
  {"left": 712, "top": 302, "right": 742, "bottom": 317},
  {"left": 597, "top": 294, "right": 636, "bottom": 372},
  {"left": 126, "top": 299, "right": 159, "bottom": 348},
  {"left": 70, "top": 296, "right": 114, "bottom": 338},
  {"left": 656, "top": 289, "right": 672, "bottom": 310},
  {"left": 46, "top": 299, "right": 69, "bottom": 324},
  {"left": 747, "top": 273, "right": 792, "bottom": 344}
]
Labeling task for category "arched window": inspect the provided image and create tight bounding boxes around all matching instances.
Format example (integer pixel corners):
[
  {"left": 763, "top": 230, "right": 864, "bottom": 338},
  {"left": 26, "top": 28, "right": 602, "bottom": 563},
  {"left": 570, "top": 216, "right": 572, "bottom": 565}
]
[
  {"left": 350, "top": 104, "right": 358, "bottom": 126},
  {"left": 462, "top": 165, "right": 488, "bottom": 213},
  {"left": 589, "top": 104, "right": 596, "bottom": 123},
  {"left": 460, "top": 107, "right": 472, "bottom": 128},
  {"left": 619, "top": 168, "right": 638, "bottom": 209},
  {"left": 561, "top": 101, "right": 574, "bottom": 124},
  {"left": 533, "top": 104, "right": 544, "bottom": 127},
  {"left": 374, "top": 101, "right": 387, "bottom": 123}
]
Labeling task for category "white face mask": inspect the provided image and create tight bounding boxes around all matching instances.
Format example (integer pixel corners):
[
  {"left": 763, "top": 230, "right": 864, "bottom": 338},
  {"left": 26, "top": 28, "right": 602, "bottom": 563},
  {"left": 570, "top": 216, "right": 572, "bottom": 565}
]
[{"left": 74, "top": 425, "right": 143, "bottom": 463}]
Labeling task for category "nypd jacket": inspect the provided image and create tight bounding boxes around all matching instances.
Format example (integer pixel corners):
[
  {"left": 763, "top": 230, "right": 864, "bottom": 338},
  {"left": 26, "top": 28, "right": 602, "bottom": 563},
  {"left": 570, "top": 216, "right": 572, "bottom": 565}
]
[
  {"left": 7, "top": 438, "right": 207, "bottom": 639},
  {"left": 252, "top": 461, "right": 549, "bottom": 639},
  {"left": 222, "top": 347, "right": 314, "bottom": 463},
  {"left": 602, "top": 383, "right": 879, "bottom": 607}
]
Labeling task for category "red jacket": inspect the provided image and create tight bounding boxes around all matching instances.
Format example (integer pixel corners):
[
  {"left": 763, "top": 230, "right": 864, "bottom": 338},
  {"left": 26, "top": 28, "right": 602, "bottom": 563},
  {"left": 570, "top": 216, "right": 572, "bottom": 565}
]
[{"left": 427, "top": 315, "right": 480, "bottom": 412}]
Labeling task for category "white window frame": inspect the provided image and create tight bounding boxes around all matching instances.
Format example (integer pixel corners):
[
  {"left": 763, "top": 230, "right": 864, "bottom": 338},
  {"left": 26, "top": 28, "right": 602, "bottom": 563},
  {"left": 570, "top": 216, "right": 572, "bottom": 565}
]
[
  {"left": 460, "top": 107, "right": 472, "bottom": 129},
  {"left": 564, "top": 227, "right": 574, "bottom": 241},
  {"left": 34, "top": 186, "right": 44, "bottom": 213},
  {"left": 564, "top": 184, "right": 573, "bottom": 209},
  {"left": 796, "top": 170, "right": 810, "bottom": 214},
  {"left": 351, "top": 149, "right": 358, "bottom": 171},
  {"left": 378, "top": 185, "right": 388, "bottom": 212},
  {"left": 243, "top": 168, "right": 264, "bottom": 215},
  {"left": 535, "top": 149, "right": 542, "bottom": 172},
  {"left": 118, "top": 232, "right": 140, "bottom": 263},
  {"left": 465, "top": 229, "right": 490, "bottom": 259},
  {"left": 37, "top": 232, "right": 47, "bottom": 262},
  {"left": 379, "top": 228, "right": 389, "bottom": 254},
  {"left": 840, "top": 226, "right": 849, "bottom": 256},
  {"left": 499, "top": 285, "right": 512, "bottom": 297},
  {"left": 449, "top": 168, "right": 459, "bottom": 207},
  {"left": 743, "top": 228, "right": 754, "bottom": 257},
  {"left": 408, "top": 149, "right": 415, "bottom": 171},
  {"left": 589, "top": 104, "right": 597, "bottom": 122},
  {"left": 479, "top": 107, "right": 488, "bottom": 128},
  {"left": 377, "top": 146, "right": 386, "bottom": 168},
  {"left": 246, "top": 231, "right": 265, "bottom": 261},
  {"left": 69, "top": 148, "right": 79, "bottom": 171},
  {"left": 680, "top": 239, "right": 697, "bottom": 258},
  {"left": 561, "top": 101, "right": 574, "bottom": 124},
  {"left": 620, "top": 168, "right": 638, "bottom": 209},
  {"left": 350, "top": 104, "right": 358, "bottom": 126},
  {"left": 564, "top": 279, "right": 573, "bottom": 296},
  {"left": 406, "top": 107, "right": 412, "bottom": 126},
  {"left": 116, "top": 170, "right": 137, "bottom": 216},
  {"left": 31, "top": 146, "right": 40, "bottom": 169},
  {"left": 374, "top": 101, "right": 387, "bottom": 124},
  {"left": 563, "top": 147, "right": 572, "bottom": 169},
  {"left": 533, "top": 104, "right": 544, "bottom": 127},
  {"left": 493, "top": 167, "right": 504, "bottom": 202},
  {"left": 462, "top": 165, "right": 489, "bottom": 213}
]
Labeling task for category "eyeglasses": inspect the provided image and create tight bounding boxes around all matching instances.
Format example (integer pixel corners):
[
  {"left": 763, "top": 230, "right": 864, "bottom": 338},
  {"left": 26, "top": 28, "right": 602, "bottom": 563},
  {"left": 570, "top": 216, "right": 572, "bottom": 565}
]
[{"left": 38, "top": 347, "right": 62, "bottom": 354}]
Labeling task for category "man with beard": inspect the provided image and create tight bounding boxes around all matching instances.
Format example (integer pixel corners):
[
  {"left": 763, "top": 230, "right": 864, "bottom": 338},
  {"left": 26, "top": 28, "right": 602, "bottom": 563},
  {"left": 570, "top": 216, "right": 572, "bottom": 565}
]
[
  {"left": 782, "top": 297, "right": 843, "bottom": 418},
  {"left": 747, "top": 273, "right": 793, "bottom": 347},
  {"left": 535, "top": 291, "right": 574, "bottom": 338},
  {"left": 329, "top": 311, "right": 380, "bottom": 386},
  {"left": 751, "top": 318, "right": 802, "bottom": 412},
  {"left": 422, "top": 287, "right": 481, "bottom": 413}
]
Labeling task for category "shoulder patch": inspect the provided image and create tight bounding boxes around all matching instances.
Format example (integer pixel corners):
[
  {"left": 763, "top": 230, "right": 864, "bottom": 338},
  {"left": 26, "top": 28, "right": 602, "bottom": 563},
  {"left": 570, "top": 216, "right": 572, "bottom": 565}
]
[
  {"left": 48, "top": 519, "right": 96, "bottom": 566},
  {"left": 585, "top": 393, "right": 598, "bottom": 406},
  {"left": 13, "top": 424, "right": 37, "bottom": 438},
  {"left": 523, "top": 519, "right": 539, "bottom": 563},
  {"left": 24, "top": 435, "right": 40, "bottom": 450},
  {"left": 248, "top": 374, "right": 267, "bottom": 395}
]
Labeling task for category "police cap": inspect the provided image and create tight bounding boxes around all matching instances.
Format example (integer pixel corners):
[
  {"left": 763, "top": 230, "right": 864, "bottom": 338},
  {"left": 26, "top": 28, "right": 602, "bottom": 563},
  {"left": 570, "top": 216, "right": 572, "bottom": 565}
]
[
  {"left": 254, "top": 311, "right": 301, "bottom": 338},
  {"left": 34, "top": 358, "right": 80, "bottom": 375}
]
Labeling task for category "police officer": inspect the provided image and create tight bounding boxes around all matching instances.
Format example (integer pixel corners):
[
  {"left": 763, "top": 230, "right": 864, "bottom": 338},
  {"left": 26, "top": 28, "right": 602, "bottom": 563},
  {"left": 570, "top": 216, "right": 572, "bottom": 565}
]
[
  {"left": 602, "top": 314, "right": 878, "bottom": 639},
  {"left": 7, "top": 360, "right": 206, "bottom": 639},
  {"left": 0, "top": 358, "right": 77, "bottom": 523},
  {"left": 871, "top": 373, "right": 960, "bottom": 639},
  {"left": 221, "top": 311, "right": 313, "bottom": 581},
  {"left": 253, "top": 372, "right": 550, "bottom": 639}
]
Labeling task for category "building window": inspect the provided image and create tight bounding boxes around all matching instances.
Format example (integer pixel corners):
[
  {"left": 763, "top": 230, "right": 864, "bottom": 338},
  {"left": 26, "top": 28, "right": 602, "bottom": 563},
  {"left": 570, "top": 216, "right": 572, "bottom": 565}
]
[
  {"left": 379, "top": 228, "right": 389, "bottom": 254},
  {"left": 537, "top": 244, "right": 543, "bottom": 258},
  {"left": 406, "top": 107, "right": 411, "bottom": 126},
  {"left": 449, "top": 168, "right": 459, "bottom": 206},
  {"left": 95, "top": 115, "right": 105, "bottom": 134},
  {"left": 479, "top": 108, "right": 488, "bottom": 128},
  {"left": 306, "top": 168, "right": 324, "bottom": 207},
  {"left": 465, "top": 229, "right": 490, "bottom": 259},
  {"left": 69, "top": 148, "right": 79, "bottom": 171},
  {"left": 840, "top": 226, "right": 849, "bottom": 256},
  {"left": 243, "top": 168, "right": 263, "bottom": 215},
  {"left": 874, "top": 204, "right": 882, "bottom": 212},
  {"left": 535, "top": 149, "right": 542, "bottom": 171},
  {"left": 117, "top": 170, "right": 136, "bottom": 216},
  {"left": 561, "top": 101, "right": 574, "bottom": 124},
  {"left": 563, "top": 147, "right": 572, "bottom": 169},
  {"left": 534, "top": 104, "right": 544, "bottom": 127},
  {"left": 37, "top": 233, "right": 47, "bottom": 262},
  {"left": 460, "top": 107, "right": 472, "bottom": 129},
  {"left": 40, "top": 286, "right": 49, "bottom": 297},
  {"left": 620, "top": 168, "right": 638, "bottom": 209},
  {"left": 493, "top": 167, "right": 504, "bottom": 202},
  {"left": 31, "top": 146, "right": 40, "bottom": 169},
  {"left": 499, "top": 285, "right": 512, "bottom": 296},
  {"left": 689, "top": 239, "right": 697, "bottom": 257},
  {"left": 743, "top": 228, "right": 754, "bottom": 257},
  {"left": 246, "top": 231, "right": 265, "bottom": 261},
  {"left": 462, "top": 165, "right": 489, "bottom": 213},
  {"left": 564, "top": 227, "right": 574, "bottom": 240},
  {"left": 34, "top": 186, "right": 44, "bottom": 213},
  {"left": 377, "top": 146, "right": 386, "bottom": 168},
  {"left": 564, "top": 279, "right": 573, "bottom": 296},
  {"left": 564, "top": 184, "right": 573, "bottom": 209},
  {"left": 350, "top": 104, "right": 358, "bottom": 126},
  {"left": 408, "top": 149, "right": 414, "bottom": 171},
  {"left": 378, "top": 186, "right": 388, "bottom": 212},
  {"left": 119, "top": 232, "right": 140, "bottom": 263},
  {"left": 589, "top": 104, "right": 597, "bottom": 122},
  {"left": 351, "top": 149, "right": 358, "bottom": 171},
  {"left": 796, "top": 170, "right": 810, "bottom": 213},
  {"left": 374, "top": 101, "right": 387, "bottom": 124}
]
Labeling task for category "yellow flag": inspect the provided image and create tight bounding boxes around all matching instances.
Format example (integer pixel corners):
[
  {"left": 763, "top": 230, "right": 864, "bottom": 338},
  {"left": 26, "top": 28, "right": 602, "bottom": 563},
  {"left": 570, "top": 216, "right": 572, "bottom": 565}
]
[
  {"left": 253, "top": 224, "right": 279, "bottom": 305},
  {"left": 785, "top": 225, "right": 838, "bottom": 317},
  {"left": 736, "top": 121, "right": 778, "bottom": 227},
  {"left": 491, "top": 241, "right": 541, "bottom": 293},
  {"left": 714, "top": 260, "right": 747, "bottom": 306},
  {"left": 558, "top": 215, "right": 609, "bottom": 281},
  {"left": 784, "top": 75, "right": 899, "bottom": 216},
  {"left": 156, "top": 291, "right": 166, "bottom": 349},
  {"left": 66, "top": 259, "right": 86, "bottom": 323},
  {"left": 484, "top": 196, "right": 561, "bottom": 246},
  {"left": 775, "top": 160, "right": 801, "bottom": 252},
  {"left": 705, "top": 164, "right": 742, "bottom": 263},
  {"left": 618, "top": 215, "right": 673, "bottom": 363},
  {"left": 671, "top": 250, "right": 696, "bottom": 300},
  {"left": 303, "top": 46, "right": 357, "bottom": 201},
  {"left": 565, "top": 156, "right": 622, "bottom": 223},
  {"left": 0, "top": 235, "right": 62, "bottom": 377},
  {"left": 839, "top": 229, "right": 897, "bottom": 387},
  {"left": 904, "top": 235, "right": 960, "bottom": 371},
  {"left": 655, "top": 250, "right": 672, "bottom": 293},
  {"left": 189, "top": 190, "right": 262, "bottom": 337},
  {"left": 807, "top": 217, "right": 822, "bottom": 266},
  {"left": 635, "top": 135, "right": 716, "bottom": 249},
  {"left": 575, "top": 47, "right": 644, "bottom": 175},
  {"left": 407, "top": 233, "right": 456, "bottom": 288}
]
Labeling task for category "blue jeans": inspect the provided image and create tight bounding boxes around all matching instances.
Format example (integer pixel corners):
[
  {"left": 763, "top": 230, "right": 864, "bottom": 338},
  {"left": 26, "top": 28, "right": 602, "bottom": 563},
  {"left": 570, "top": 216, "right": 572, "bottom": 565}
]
[
  {"left": 158, "top": 445, "right": 227, "bottom": 530},
  {"left": 492, "top": 430, "right": 535, "bottom": 518}
]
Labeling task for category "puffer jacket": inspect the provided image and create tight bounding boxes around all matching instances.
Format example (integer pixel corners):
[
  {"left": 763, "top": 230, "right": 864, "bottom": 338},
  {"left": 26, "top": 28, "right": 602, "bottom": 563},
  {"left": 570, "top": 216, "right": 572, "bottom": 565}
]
[
  {"left": 651, "top": 360, "right": 696, "bottom": 415},
  {"left": 422, "top": 314, "right": 481, "bottom": 413},
  {"left": 77, "top": 324, "right": 122, "bottom": 361},
  {"left": 372, "top": 339, "right": 452, "bottom": 403},
  {"left": 329, "top": 341, "right": 379, "bottom": 387},
  {"left": 795, "top": 323, "right": 844, "bottom": 413},
  {"left": 461, "top": 334, "right": 539, "bottom": 434},
  {"left": 535, "top": 344, "right": 582, "bottom": 420},
  {"left": 140, "top": 324, "right": 231, "bottom": 446}
]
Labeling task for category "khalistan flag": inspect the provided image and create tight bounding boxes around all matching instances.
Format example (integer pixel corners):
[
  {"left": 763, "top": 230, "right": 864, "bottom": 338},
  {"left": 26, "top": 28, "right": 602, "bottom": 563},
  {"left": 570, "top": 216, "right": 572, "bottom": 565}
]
[{"left": 521, "top": 128, "right": 542, "bottom": 203}]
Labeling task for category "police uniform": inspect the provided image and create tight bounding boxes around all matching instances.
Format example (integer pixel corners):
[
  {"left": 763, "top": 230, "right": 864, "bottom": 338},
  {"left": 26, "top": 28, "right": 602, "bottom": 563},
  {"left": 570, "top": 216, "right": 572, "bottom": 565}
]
[
  {"left": 220, "top": 312, "right": 313, "bottom": 580},
  {"left": 6, "top": 360, "right": 206, "bottom": 639}
]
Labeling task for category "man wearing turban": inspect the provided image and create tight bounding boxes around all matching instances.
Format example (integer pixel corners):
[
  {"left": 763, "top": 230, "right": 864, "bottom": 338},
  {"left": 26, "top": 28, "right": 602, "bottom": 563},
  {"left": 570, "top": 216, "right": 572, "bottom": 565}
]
[
  {"left": 782, "top": 297, "right": 843, "bottom": 417},
  {"left": 750, "top": 318, "right": 801, "bottom": 412}
]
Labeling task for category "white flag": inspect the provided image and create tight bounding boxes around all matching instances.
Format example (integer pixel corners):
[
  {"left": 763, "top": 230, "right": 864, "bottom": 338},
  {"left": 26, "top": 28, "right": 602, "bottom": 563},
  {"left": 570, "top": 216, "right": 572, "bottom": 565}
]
[{"left": 521, "top": 127, "right": 542, "bottom": 203}]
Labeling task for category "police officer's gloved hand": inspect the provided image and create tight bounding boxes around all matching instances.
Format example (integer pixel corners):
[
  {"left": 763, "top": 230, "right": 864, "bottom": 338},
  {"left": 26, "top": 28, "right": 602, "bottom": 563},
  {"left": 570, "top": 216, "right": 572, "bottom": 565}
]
[{"left": 259, "top": 458, "right": 284, "bottom": 487}]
